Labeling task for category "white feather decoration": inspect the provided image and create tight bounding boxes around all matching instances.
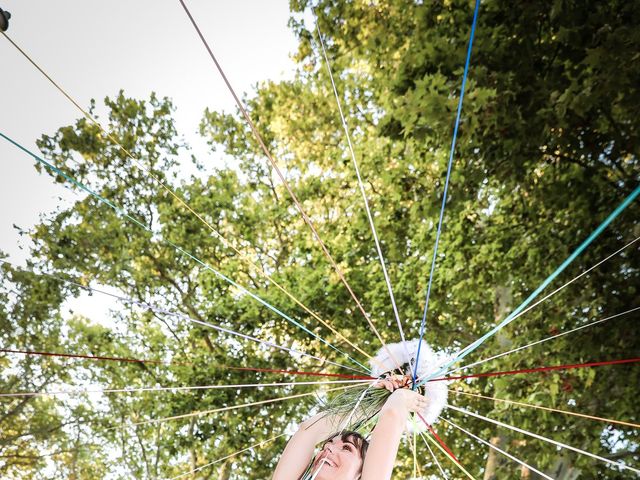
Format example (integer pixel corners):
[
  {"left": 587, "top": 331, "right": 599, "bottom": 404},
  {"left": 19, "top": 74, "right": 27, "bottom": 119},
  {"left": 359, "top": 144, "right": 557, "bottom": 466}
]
[{"left": 370, "top": 339, "right": 450, "bottom": 431}]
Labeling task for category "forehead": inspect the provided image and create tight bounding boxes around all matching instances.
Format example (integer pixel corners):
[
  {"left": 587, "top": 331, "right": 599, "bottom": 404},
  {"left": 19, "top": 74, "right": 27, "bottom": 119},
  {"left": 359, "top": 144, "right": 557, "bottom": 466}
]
[{"left": 325, "top": 436, "right": 359, "bottom": 450}]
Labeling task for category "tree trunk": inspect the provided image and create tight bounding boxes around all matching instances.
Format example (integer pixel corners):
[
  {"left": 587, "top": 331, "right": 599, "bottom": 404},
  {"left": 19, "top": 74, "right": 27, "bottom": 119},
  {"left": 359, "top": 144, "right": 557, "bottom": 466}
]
[
  {"left": 217, "top": 460, "right": 231, "bottom": 480},
  {"left": 483, "top": 285, "right": 513, "bottom": 480},
  {"left": 483, "top": 436, "right": 505, "bottom": 480},
  {"left": 189, "top": 420, "right": 197, "bottom": 479},
  {"left": 494, "top": 284, "right": 513, "bottom": 348},
  {"left": 547, "top": 455, "right": 581, "bottom": 480}
]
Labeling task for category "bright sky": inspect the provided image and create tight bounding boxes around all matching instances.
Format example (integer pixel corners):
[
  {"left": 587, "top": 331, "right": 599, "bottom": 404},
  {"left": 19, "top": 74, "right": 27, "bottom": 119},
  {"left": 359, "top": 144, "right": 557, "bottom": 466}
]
[
  {"left": 1, "top": 1, "right": 301, "bottom": 324},
  {"left": 1, "top": 0, "right": 299, "bottom": 264}
]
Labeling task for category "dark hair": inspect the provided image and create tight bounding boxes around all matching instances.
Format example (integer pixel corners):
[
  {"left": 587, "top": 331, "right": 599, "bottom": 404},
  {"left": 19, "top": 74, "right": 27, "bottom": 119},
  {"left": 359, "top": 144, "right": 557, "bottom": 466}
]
[
  {"left": 322, "top": 431, "right": 369, "bottom": 470},
  {"left": 299, "top": 431, "right": 370, "bottom": 480}
]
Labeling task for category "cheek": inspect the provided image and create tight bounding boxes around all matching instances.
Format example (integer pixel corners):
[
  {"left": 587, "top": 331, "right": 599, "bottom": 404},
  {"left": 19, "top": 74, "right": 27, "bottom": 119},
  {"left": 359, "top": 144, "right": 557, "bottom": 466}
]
[{"left": 340, "top": 452, "right": 362, "bottom": 475}]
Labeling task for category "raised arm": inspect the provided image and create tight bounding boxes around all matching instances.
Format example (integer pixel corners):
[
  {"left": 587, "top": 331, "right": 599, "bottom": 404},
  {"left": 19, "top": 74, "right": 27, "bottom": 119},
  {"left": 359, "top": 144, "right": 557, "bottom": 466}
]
[
  {"left": 361, "top": 389, "right": 427, "bottom": 480},
  {"left": 272, "top": 411, "right": 341, "bottom": 480},
  {"left": 273, "top": 378, "right": 425, "bottom": 480}
]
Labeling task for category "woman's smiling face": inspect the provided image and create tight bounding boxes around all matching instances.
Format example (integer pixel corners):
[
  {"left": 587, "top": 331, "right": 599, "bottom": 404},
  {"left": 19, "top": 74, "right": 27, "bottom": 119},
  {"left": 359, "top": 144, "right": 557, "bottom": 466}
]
[{"left": 311, "top": 435, "right": 364, "bottom": 480}]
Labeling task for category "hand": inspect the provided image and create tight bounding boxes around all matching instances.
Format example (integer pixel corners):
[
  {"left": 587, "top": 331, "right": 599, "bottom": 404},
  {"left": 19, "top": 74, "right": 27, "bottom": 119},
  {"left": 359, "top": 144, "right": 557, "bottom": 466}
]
[
  {"left": 374, "top": 374, "right": 411, "bottom": 392},
  {"left": 380, "top": 388, "right": 428, "bottom": 416}
]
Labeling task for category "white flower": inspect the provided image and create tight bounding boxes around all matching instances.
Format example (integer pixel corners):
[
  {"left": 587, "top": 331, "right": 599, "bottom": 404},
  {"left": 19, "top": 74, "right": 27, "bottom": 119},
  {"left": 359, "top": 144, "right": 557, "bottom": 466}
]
[{"left": 370, "top": 339, "right": 450, "bottom": 431}]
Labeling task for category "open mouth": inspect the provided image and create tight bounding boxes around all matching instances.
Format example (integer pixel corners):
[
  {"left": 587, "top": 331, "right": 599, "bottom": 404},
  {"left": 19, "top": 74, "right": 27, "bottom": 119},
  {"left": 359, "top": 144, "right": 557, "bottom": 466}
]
[
  {"left": 315, "top": 455, "right": 338, "bottom": 469},
  {"left": 324, "top": 458, "right": 337, "bottom": 468}
]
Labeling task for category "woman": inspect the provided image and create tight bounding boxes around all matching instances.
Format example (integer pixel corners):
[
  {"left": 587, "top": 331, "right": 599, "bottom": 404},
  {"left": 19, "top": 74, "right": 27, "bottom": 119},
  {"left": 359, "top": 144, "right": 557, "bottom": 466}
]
[{"left": 273, "top": 376, "right": 427, "bottom": 480}]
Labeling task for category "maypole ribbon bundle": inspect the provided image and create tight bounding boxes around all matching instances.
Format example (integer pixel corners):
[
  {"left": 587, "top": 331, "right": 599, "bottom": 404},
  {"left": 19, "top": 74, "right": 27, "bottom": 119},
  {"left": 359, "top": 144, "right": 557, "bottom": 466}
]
[{"left": 318, "top": 339, "right": 450, "bottom": 433}]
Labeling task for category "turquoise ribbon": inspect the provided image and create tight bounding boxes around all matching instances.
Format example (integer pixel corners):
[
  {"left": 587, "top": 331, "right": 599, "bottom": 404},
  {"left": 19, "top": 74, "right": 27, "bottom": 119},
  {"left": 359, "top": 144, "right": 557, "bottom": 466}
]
[
  {"left": 1, "top": 131, "right": 371, "bottom": 374},
  {"left": 418, "top": 182, "right": 640, "bottom": 386}
]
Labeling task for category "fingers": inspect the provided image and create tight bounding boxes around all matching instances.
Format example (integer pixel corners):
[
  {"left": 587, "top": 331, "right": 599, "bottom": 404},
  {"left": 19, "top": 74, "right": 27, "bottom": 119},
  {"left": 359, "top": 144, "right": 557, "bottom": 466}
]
[
  {"left": 377, "top": 374, "right": 412, "bottom": 391},
  {"left": 375, "top": 376, "right": 430, "bottom": 415},
  {"left": 373, "top": 378, "right": 395, "bottom": 392},
  {"left": 392, "top": 375, "right": 409, "bottom": 389},
  {"left": 418, "top": 395, "right": 428, "bottom": 412},
  {"left": 409, "top": 392, "right": 429, "bottom": 413},
  {"left": 381, "top": 388, "right": 430, "bottom": 418}
]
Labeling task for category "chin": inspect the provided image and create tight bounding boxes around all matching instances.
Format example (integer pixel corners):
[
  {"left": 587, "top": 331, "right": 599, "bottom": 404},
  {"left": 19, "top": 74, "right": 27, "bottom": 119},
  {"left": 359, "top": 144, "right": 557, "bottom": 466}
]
[
  {"left": 316, "top": 473, "right": 338, "bottom": 480},
  {"left": 315, "top": 466, "right": 342, "bottom": 480}
]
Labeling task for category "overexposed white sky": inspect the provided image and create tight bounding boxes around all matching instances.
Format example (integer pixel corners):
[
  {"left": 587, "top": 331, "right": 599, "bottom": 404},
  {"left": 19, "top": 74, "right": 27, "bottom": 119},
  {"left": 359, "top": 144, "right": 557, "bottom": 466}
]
[
  {"left": 1, "top": 0, "right": 300, "bottom": 264},
  {"left": 0, "top": 1, "right": 302, "bottom": 324}
]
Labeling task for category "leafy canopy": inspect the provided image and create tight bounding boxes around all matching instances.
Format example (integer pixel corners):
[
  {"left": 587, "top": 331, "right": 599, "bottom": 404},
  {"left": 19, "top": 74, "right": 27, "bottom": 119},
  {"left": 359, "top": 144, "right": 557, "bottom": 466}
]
[{"left": 1, "top": 0, "right": 638, "bottom": 478}]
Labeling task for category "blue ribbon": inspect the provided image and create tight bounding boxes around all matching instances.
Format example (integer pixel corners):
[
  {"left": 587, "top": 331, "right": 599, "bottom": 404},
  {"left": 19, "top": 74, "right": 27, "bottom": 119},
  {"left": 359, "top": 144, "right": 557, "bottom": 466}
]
[{"left": 413, "top": 0, "right": 482, "bottom": 385}]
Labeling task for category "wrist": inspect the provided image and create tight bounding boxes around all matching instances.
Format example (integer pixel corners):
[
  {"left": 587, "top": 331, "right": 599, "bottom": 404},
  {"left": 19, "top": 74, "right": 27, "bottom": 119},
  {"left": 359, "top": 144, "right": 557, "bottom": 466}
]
[{"left": 379, "top": 404, "right": 409, "bottom": 422}]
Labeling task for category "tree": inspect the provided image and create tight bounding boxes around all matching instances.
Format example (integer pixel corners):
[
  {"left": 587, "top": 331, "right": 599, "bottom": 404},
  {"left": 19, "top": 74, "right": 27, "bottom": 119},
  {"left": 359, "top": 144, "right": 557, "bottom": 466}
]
[{"left": 1, "top": 0, "right": 638, "bottom": 477}]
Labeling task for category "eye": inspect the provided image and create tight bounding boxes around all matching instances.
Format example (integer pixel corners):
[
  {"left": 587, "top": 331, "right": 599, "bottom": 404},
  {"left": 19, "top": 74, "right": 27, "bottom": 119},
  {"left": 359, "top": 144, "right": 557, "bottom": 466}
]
[{"left": 343, "top": 445, "right": 353, "bottom": 452}]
